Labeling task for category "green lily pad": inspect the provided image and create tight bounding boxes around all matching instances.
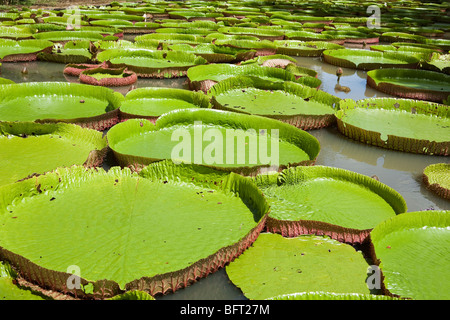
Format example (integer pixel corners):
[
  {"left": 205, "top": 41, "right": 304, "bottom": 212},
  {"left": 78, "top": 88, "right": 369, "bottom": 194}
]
[
  {"left": 32, "top": 31, "right": 105, "bottom": 42},
  {"left": 369, "top": 210, "right": 450, "bottom": 299},
  {"left": 0, "top": 82, "right": 124, "bottom": 130},
  {"left": 119, "top": 87, "right": 211, "bottom": 121},
  {"left": 0, "top": 161, "right": 269, "bottom": 298},
  {"left": 187, "top": 63, "right": 319, "bottom": 93},
  {"left": 336, "top": 98, "right": 450, "bottom": 156},
  {"left": 0, "top": 121, "right": 107, "bottom": 186},
  {"left": 366, "top": 68, "right": 450, "bottom": 103},
  {"left": 253, "top": 165, "right": 407, "bottom": 242},
  {"left": 96, "top": 49, "right": 207, "bottom": 78},
  {"left": 209, "top": 76, "right": 339, "bottom": 130},
  {"left": 423, "top": 163, "right": 450, "bottom": 200},
  {"left": 323, "top": 49, "right": 420, "bottom": 70},
  {"left": 226, "top": 233, "right": 372, "bottom": 300},
  {"left": 168, "top": 43, "right": 256, "bottom": 63},
  {"left": 107, "top": 109, "right": 320, "bottom": 175},
  {"left": 0, "top": 39, "right": 53, "bottom": 61},
  {"left": 274, "top": 40, "right": 344, "bottom": 57}
]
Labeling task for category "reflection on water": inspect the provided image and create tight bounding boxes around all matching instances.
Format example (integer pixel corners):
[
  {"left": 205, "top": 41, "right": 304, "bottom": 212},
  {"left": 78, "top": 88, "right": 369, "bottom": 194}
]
[{"left": 0, "top": 43, "right": 448, "bottom": 301}]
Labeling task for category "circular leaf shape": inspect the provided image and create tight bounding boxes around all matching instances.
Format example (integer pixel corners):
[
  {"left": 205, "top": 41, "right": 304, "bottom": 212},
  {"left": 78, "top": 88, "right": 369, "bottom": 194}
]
[
  {"left": 0, "top": 82, "right": 124, "bottom": 130},
  {"left": 0, "top": 161, "right": 269, "bottom": 299},
  {"left": 336, "top": 98, "right": 450, "bottom": 156},
  {"left": 253, "top": 165, "right": 407, "bottom": 243}
]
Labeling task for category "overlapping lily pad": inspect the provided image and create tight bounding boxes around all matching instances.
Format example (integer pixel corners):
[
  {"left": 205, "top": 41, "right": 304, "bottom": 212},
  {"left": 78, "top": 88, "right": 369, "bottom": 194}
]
[
  {"left": 253, "top": 166, "right": 407, "bottom": 243},
  {"left": 423, "top": 163, "right": 450, "bottom": 200},
  {"left": 119, "top": 87, "right": 211, "bottom": 122},
  {"left": 0, "top": 82, "right": 124, "bottom": 130},
  {"left": 97, "top": 49, "right": 207, "bottom": 78},
  {"left": 209, "top": 76, "right": 339, "bottom": 130},
  {"left": 366, "top": 68, "right": 450, "bottom": 103},
  {"left": 0, "top": 121, "right": 107, "bottom": 186},
  {"left": 226, "top": 233, "right": 373, "bottom": 300},
  {"left": 0, "top": 160, "right": 269, "bottom": 298},
  {"left": 369, "top": 210, "right": 450, "bottom": 299},
  {"left": 336, "top": 98, "right": 450, "bottom": 156},
  {"left": 107, "top": 109, "right": 320, "bottom": 175},
  {"left": 323, "top": 49, "right": 420, "bottom": 70}
]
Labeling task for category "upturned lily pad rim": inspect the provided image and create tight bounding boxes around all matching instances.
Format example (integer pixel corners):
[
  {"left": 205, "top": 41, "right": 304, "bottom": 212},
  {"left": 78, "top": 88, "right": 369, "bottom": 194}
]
[
  {"left": 107, "top": 108, "right": 321, "bottom": 175},
  {"left": 336, "top": 97, "right": 450, "bottom": 156},
  {"left": 0, "top": 160, "right": 269, "bottom": 299},
  {"left": 252, "top": 165, "right": 407, "bottom": 242},
  {"left": 79, "top": 66, "right": 138, "bottom": 87},
  {"left": 423, "top": 163, "right": 450, "bottom": 200},
  {"left": 323, "top": 48, "right": 420, "bottom": 70},
  {"left": 366, "top": 68, "right": 450, "bottom": 103}
]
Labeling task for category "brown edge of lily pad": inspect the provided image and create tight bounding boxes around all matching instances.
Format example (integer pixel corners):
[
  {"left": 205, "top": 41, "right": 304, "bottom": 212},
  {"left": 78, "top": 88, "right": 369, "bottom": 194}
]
[
  {"left": 423, "top": 172, "right": 450, "bottom": 200},
  {"left": 336, "top": 117, "right": 450, "bottom": 156},
  {"left": 0, "top": 47, "right": 52, "bottom": 62},
  {"left": 106, "top": 61, "right": 191, "bottom": 79},
  {"left": 79, "top": 68, "right": 138, "bottom": 87},
  {"left": 35, "top": 108, "right": 120, "bottom": 131},
  {"left": 265, "top": 216, "right": 372, "bottom": 244},
  {"left": 367, "top": 74, "right": 450, "bottom": 103},
  {"left": 63, "top": 62, "right": 104, "bottom": 77}
]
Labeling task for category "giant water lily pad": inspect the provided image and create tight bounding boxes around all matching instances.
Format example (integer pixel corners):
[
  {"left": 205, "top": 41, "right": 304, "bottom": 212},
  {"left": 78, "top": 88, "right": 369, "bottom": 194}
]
[
  {"left": 423, "top": 163, "right": 450, "bottom": 200},
  {"left": 366, "top": 68, "right": 450, "bottom": 103},
  {"left": 119, "top": 87, "right": 211, "bottom": 122},
  {"left": 336, "top": 98, "right": 450, "bottom": 156},
  {"left": 0, "top": 121, "right": 107, "bottom": 186},
  {"left": 226, "top": 233, "right": 372, "bottom": 300},
  {"left": 253, "top": 166, "right": 407, "bottom": 243},
  {"left": 0, "top": 161, "right": 269, "bottom": 299},
  {"left": 167, "top": 43, "right": 256, "bottom": 63},
  {"left": 323, "top": 49, "right": 420, "bottom": 70},
  {"left": 209, "top": 76, "right": 339, "bottom": 130},
  {"left": 0, "top": 82, "right": 124, "bottom": 130},
  {"left": 0, "top": 39, "right": 53, "bottom": 62},
  {"left": 107, "top": 109, "right": 320, "bottom": 175},
  {"left": 369, "top": 210, "right": 450, "bottom": 299},
  {"left": 97, "top": 49, "right": 207, "bottom": 78},
  {"left": 274, "top": 40, "right": 344, "bottom": 57},
  {"left": 187, "top": 63, "right": 319, "bottom": 92}
]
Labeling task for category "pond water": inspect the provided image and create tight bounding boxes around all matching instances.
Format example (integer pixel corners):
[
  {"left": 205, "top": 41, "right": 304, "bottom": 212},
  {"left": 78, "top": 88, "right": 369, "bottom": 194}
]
[{"left": 0, "top": 43, "right": 448, "bottom": 300}]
